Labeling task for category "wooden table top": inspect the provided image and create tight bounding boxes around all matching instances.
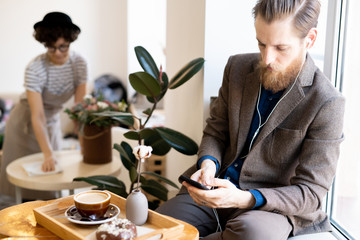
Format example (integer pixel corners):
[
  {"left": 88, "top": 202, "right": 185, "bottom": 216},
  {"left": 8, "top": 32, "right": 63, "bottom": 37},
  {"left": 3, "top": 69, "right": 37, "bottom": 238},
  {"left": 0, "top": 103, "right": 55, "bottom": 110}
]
[
  {"left": 0, "top": 199, "right": 199, "bottom": 240},
  {"left": 6, "top": 149, "right": 122, "bottom": 191}
]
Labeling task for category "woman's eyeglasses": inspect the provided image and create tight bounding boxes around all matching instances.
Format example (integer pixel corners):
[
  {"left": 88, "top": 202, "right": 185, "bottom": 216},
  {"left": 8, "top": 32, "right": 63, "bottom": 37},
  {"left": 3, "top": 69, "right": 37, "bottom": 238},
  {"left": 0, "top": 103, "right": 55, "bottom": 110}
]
[{"left": 46, "top": 44, "right": 70, "bottom": 53}]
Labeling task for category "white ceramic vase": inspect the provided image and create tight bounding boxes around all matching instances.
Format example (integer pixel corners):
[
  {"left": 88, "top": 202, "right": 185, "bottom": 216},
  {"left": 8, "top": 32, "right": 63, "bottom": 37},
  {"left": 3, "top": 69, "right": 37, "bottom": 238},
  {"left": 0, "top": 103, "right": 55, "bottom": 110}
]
[{"left": 125, "top": 189, "right": 148, "bottom": 225}]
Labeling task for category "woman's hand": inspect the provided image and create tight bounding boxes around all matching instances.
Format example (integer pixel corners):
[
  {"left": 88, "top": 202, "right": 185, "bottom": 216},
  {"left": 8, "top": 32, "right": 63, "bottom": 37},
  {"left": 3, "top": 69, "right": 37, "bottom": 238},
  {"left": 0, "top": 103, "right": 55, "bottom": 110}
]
[{"left": 42, "top": 155, "right": 57, "bottom": 172}]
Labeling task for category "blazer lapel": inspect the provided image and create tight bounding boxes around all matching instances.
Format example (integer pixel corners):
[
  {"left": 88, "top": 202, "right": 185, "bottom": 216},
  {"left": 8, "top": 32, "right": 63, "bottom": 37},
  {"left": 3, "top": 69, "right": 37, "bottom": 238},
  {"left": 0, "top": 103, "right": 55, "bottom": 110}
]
[
  {"left": 251, "top": 80, "right": 305, "bottom": 150},
  {"left": 235, "top": 70, "right": 260, "bottom": 158}
]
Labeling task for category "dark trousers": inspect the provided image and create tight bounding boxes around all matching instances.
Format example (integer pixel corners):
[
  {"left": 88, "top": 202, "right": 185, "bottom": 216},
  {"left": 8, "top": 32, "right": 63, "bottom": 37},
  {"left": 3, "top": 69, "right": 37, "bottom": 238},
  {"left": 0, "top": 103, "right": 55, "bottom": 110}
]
[{"left": 156, "top": 193, "right": 292, "bottom": 240}]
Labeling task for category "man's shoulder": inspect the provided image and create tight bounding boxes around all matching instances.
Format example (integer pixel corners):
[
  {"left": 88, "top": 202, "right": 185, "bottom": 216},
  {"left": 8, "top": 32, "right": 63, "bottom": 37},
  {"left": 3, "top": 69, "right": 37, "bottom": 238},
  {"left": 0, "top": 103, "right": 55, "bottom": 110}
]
[
  {"left": 225, "top": 53, "right": 260, "bottom": 75},
  {"left": 230, "top": 52, "right": 260, "bottom": 60}
]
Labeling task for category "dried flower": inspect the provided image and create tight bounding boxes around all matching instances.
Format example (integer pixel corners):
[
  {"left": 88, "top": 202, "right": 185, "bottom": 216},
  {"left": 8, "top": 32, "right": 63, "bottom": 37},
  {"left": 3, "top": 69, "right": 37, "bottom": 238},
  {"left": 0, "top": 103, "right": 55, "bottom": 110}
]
[
  {"left": 133, "top": 145, "right": 153, "bottom": 162},
  {"left": 133, "top": 145, "right": 153, "bottom": 190}
]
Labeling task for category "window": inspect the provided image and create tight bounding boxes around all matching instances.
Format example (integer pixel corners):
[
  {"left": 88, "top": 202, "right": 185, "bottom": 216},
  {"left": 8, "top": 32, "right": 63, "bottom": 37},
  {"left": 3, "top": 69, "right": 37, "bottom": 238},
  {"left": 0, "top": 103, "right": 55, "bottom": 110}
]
[{"left": 328, "top": 1, "right": 360, "bottom": 239}]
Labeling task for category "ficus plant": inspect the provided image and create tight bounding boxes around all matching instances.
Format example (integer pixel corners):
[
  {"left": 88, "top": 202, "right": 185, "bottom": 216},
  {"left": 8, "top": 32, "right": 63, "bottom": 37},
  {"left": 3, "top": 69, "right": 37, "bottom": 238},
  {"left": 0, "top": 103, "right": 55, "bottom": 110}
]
[{"left": 74, "top": 46, "right": 205, "bottom": 209}]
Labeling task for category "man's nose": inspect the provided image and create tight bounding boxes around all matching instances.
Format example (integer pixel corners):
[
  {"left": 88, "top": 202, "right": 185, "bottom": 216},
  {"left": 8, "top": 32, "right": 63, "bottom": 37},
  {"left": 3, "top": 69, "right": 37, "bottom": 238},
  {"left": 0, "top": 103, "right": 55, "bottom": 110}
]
[{"left": 263, "top": 48, "right": 276, "bottom": 65}]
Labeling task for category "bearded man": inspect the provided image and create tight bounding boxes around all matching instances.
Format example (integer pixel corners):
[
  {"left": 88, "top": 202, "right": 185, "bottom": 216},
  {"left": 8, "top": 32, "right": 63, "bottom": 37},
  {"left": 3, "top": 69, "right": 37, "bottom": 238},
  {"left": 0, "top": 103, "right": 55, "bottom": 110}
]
[{"left": 156, "top": 0, "right": 345, "bottom": 239}]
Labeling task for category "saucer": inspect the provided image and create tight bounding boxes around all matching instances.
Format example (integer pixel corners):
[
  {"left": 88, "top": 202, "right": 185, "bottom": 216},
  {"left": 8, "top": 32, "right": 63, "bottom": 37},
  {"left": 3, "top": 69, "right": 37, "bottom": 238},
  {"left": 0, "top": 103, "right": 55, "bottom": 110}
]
[{"left": 65, "top": 203, "right": 120, "bottom": 225}]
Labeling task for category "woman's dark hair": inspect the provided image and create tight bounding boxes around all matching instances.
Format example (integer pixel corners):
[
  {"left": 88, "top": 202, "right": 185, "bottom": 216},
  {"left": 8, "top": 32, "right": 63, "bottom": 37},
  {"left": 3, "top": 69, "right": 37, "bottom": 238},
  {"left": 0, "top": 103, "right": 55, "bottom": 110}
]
[{"left": 34, "top": 26, "right": 80, "bottom": 46}]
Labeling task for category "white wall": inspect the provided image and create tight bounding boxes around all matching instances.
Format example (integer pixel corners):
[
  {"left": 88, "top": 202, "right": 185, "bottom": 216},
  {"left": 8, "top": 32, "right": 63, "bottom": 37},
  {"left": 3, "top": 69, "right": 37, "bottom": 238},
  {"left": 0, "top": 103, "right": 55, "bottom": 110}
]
[
  {"left": 164, "top": 0, "right": 206, "bottom": 184},
  {"left": 203, "top": 1, "right": 258, "bottom": 125},
  {"left": 127, "top": 0, "right": 166, "bottom": 105},
  {"left": 0, "top": 0, "right": 127, "bottom": 96}
]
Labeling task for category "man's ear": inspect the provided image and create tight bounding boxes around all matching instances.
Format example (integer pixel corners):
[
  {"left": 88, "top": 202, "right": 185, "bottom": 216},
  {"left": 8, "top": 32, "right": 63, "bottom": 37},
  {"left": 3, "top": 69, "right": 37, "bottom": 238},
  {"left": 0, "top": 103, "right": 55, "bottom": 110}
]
[{"left": 305, "top": 28, "right": 318, "bottom": 49}]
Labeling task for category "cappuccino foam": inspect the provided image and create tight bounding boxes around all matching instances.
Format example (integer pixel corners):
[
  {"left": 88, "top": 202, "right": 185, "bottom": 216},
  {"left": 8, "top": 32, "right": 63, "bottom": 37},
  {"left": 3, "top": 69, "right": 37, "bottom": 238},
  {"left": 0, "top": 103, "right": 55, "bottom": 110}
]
[{"left": 76, "top": 192, "right": 108, "bottom": 203}]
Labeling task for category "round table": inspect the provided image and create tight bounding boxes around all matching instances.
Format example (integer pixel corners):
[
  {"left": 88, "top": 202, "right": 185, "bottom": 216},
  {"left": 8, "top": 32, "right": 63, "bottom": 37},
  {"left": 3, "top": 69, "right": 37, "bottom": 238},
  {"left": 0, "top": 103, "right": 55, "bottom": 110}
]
[{"left": 6, "top": 149, "right": 121, "bottom": 204}]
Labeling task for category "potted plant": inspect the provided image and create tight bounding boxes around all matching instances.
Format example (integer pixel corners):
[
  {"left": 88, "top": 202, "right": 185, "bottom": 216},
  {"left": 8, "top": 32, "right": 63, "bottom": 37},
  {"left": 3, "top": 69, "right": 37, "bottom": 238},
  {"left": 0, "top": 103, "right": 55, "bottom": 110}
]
[
  {"left": 73, "top": 46, "right": 205, "bottom": 209},
  {"left": 65, "top": 95, "right": 130, "bottom": 164}
]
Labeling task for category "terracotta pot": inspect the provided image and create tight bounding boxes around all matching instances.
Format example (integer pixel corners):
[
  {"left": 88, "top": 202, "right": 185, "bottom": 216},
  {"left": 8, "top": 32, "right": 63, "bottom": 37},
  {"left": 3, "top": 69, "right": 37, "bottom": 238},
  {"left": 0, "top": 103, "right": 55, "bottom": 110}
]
[
  {"left": 82, "top": 125, "right": 112, "bottom": 164},
  {"left": 126, "top": 189, "right": 148, "bottom": 225}
]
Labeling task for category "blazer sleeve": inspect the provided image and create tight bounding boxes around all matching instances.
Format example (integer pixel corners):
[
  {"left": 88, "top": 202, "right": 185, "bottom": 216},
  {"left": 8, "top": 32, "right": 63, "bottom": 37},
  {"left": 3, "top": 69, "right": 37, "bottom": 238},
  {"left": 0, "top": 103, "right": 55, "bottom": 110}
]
[{"left": 197, "top": 56, "right": 233, "bottom": 167}]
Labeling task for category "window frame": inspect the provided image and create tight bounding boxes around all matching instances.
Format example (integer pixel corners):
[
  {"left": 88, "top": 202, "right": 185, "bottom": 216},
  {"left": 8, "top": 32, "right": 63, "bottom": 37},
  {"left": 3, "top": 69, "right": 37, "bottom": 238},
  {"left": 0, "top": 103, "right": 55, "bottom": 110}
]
[{"left": 323, "top": 0, "right": 354, "bottom": 239}]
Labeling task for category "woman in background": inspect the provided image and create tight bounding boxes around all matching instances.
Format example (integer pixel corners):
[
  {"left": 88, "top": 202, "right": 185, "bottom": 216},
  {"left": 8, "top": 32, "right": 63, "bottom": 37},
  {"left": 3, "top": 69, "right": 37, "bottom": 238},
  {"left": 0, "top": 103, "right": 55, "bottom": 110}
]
[{"left": 0, "top": 12, "right": 88, "bottom": 200}]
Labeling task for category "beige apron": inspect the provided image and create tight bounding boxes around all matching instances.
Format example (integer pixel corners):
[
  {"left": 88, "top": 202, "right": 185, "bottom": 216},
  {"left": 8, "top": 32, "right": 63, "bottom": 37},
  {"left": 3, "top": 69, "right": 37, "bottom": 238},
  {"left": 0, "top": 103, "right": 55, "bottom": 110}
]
[{"left": 0, "top": 57, "right": 77, "bottom": 200}]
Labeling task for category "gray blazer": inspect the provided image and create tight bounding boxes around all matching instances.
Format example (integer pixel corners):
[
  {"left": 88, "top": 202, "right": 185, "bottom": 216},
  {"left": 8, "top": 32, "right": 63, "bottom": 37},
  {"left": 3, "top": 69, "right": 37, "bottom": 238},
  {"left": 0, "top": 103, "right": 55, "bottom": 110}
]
[{"left": 182, "top": 53, "right": 345, "bottom": 236}]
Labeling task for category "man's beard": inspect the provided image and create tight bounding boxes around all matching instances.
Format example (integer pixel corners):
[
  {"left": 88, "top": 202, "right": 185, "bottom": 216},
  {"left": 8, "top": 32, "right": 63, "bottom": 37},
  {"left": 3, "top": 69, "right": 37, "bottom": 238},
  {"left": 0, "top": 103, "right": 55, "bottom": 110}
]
[{"left": 257, "top": 55, "right": 304, "bottom": 93}]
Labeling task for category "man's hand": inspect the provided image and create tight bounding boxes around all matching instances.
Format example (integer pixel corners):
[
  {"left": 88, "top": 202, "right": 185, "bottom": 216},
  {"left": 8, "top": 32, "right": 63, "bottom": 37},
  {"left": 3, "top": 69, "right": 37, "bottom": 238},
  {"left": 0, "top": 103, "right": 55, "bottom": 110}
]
[
  {"left": 191, "top": 159, "right": 217, "bottom": 186},
  {"left": 183, "top": 178, "right": 256, "bottom": 209}
]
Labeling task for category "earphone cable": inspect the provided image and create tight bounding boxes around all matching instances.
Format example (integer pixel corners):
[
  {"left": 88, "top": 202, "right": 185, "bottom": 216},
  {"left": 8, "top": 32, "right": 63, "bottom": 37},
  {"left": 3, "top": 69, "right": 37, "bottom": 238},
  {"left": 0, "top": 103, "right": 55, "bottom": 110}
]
[{"left": 248, "top": 59, "right": 305, "bottom": 151}]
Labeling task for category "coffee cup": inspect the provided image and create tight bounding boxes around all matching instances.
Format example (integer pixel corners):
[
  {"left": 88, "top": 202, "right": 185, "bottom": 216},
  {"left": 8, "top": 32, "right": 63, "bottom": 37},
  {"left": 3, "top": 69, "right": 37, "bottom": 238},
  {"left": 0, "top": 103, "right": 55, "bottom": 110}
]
[{"left": 74, "top": 190, "right": 111, "bottom": 219}]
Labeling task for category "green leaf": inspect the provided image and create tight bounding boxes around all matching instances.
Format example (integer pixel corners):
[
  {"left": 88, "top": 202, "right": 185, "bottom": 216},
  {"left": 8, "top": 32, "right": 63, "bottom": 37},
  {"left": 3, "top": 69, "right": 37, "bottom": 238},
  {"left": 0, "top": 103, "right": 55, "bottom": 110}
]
[
  {"left": 143, "top": 108, "right": 152, "bottom": 115},
  {"left": 129, "top": 72, "right": 161, "bottom": 98},
  {"left": 169, "top": 58, "right": 205, "bottom": 89},
  {"left": 154, "top": 127, "right": 198, "bottom": 155},
  {"left": 73, "top": 175, "right": 124, "bottom": 188},
  {"left": 111, "top": 116, "right": 134, "bottom": 127},
  {"left": 120, "top": 141, "right": 136, "bottom": 164},
  {"left": 135, "top": 46, "right": 159, "bottom": 79},
  {"left": 147, "top": 72, "right": 169, "bottom": 103},
  {"left": 142, "top": 171, "right": 179, "bottom": 189},
  {"left": 144, "top": 132, "right": 171, "bottom": 155},
  {"left": 124, "top": 130, "right": 140, "bottom": 140},
  {"left": 92, "top": 111, "right": 134, "bottom": 127},
  {"left": 129, "top": 166, "right": 138, "bottom": 183},
  {"left": 92, "top": 111, "right": 133, "bottom": 117},
  {"left": 141, "top": 180, "right": 168, "bottom": 201},
  {"left": 114, "top": 143, "right": 135, "bottom": 170},
  {"left": 124, "top": 128, "right": 157, "bottom": 141}
]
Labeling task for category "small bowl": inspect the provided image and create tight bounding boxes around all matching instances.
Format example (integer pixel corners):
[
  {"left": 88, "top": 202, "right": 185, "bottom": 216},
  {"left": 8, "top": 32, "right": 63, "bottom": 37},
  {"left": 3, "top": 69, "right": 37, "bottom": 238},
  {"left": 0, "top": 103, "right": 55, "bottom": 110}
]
[{"left": 74, "top": 190, "right": 111, "bottom": 220}]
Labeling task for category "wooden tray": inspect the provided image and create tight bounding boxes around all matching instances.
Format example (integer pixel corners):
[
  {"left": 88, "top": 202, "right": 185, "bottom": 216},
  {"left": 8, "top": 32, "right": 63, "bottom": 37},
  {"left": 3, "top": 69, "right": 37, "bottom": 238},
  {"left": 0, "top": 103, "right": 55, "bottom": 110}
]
[{"left": 33, "top": 191, "right": 184, "bottom": 240}]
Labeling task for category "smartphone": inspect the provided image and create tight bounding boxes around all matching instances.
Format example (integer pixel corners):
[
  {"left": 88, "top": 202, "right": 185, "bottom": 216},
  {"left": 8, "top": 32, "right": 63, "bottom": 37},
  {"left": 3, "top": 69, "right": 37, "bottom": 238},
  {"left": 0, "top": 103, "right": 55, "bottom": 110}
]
[{"left": 179, "top": 175, "right": 209, "bottom": 190}]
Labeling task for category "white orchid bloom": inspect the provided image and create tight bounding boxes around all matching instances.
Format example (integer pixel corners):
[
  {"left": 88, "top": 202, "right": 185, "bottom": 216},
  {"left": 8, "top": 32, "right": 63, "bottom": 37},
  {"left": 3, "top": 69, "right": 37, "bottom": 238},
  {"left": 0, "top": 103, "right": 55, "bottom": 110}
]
[
  {"left": 133, "top": 145, "right": 153, "bottom": 161},
  {"left": 97, "top": 101, "right": 109, "bottom": 109}
]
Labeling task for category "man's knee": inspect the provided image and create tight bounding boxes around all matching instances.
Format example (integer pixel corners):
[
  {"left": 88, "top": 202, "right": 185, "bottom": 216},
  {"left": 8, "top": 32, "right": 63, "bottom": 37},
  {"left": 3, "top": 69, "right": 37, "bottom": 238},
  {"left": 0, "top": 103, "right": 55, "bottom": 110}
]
[{"left": 224, "top": 210, "right": 292, "bottom": 240}]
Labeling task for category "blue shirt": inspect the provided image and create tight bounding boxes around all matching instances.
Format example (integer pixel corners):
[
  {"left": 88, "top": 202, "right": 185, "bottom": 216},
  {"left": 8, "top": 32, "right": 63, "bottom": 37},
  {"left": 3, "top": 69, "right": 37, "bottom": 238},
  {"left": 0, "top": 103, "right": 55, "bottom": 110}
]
[{"left": 198, "top": 87, "right": 284, "bottom": 208}]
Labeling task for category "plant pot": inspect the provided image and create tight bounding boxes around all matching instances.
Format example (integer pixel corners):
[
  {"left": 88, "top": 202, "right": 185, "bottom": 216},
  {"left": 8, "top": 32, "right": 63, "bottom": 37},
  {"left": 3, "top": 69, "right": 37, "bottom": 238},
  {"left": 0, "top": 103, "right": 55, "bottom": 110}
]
[
  {"left": 82, "top": 124, "right": 112, "bottom": 164},
  {"left": 126, "top": 189, "right": 148, "bottom": 225}
]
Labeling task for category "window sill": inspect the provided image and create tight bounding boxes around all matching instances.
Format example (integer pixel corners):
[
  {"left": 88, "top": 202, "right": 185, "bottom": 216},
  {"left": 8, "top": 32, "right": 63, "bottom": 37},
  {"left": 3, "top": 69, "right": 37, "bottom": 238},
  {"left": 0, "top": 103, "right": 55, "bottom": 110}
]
[{"left": 288, "top": 225, "right": 348, "bottom": 240}]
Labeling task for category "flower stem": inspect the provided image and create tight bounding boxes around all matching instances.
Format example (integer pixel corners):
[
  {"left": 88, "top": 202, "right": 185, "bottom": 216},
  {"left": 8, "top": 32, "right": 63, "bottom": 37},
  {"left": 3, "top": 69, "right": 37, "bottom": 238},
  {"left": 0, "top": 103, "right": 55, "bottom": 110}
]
[{"left": 136, "top": 158, "right": 142, "bottom": 190}]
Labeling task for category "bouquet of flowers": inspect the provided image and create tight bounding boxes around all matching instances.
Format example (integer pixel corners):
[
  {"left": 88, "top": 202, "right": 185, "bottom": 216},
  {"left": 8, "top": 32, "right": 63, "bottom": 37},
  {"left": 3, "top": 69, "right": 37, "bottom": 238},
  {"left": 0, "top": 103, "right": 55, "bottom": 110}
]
[{"left": 65, "top": 94, "right": 130, "bottom": 129}]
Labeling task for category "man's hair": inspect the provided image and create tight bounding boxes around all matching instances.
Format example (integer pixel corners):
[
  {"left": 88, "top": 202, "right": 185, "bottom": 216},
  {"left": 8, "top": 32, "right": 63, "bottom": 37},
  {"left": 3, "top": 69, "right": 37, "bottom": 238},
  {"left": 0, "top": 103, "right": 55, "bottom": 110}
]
[{"left": 253, "top": 0, "right": 321, "bottom": 38}]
